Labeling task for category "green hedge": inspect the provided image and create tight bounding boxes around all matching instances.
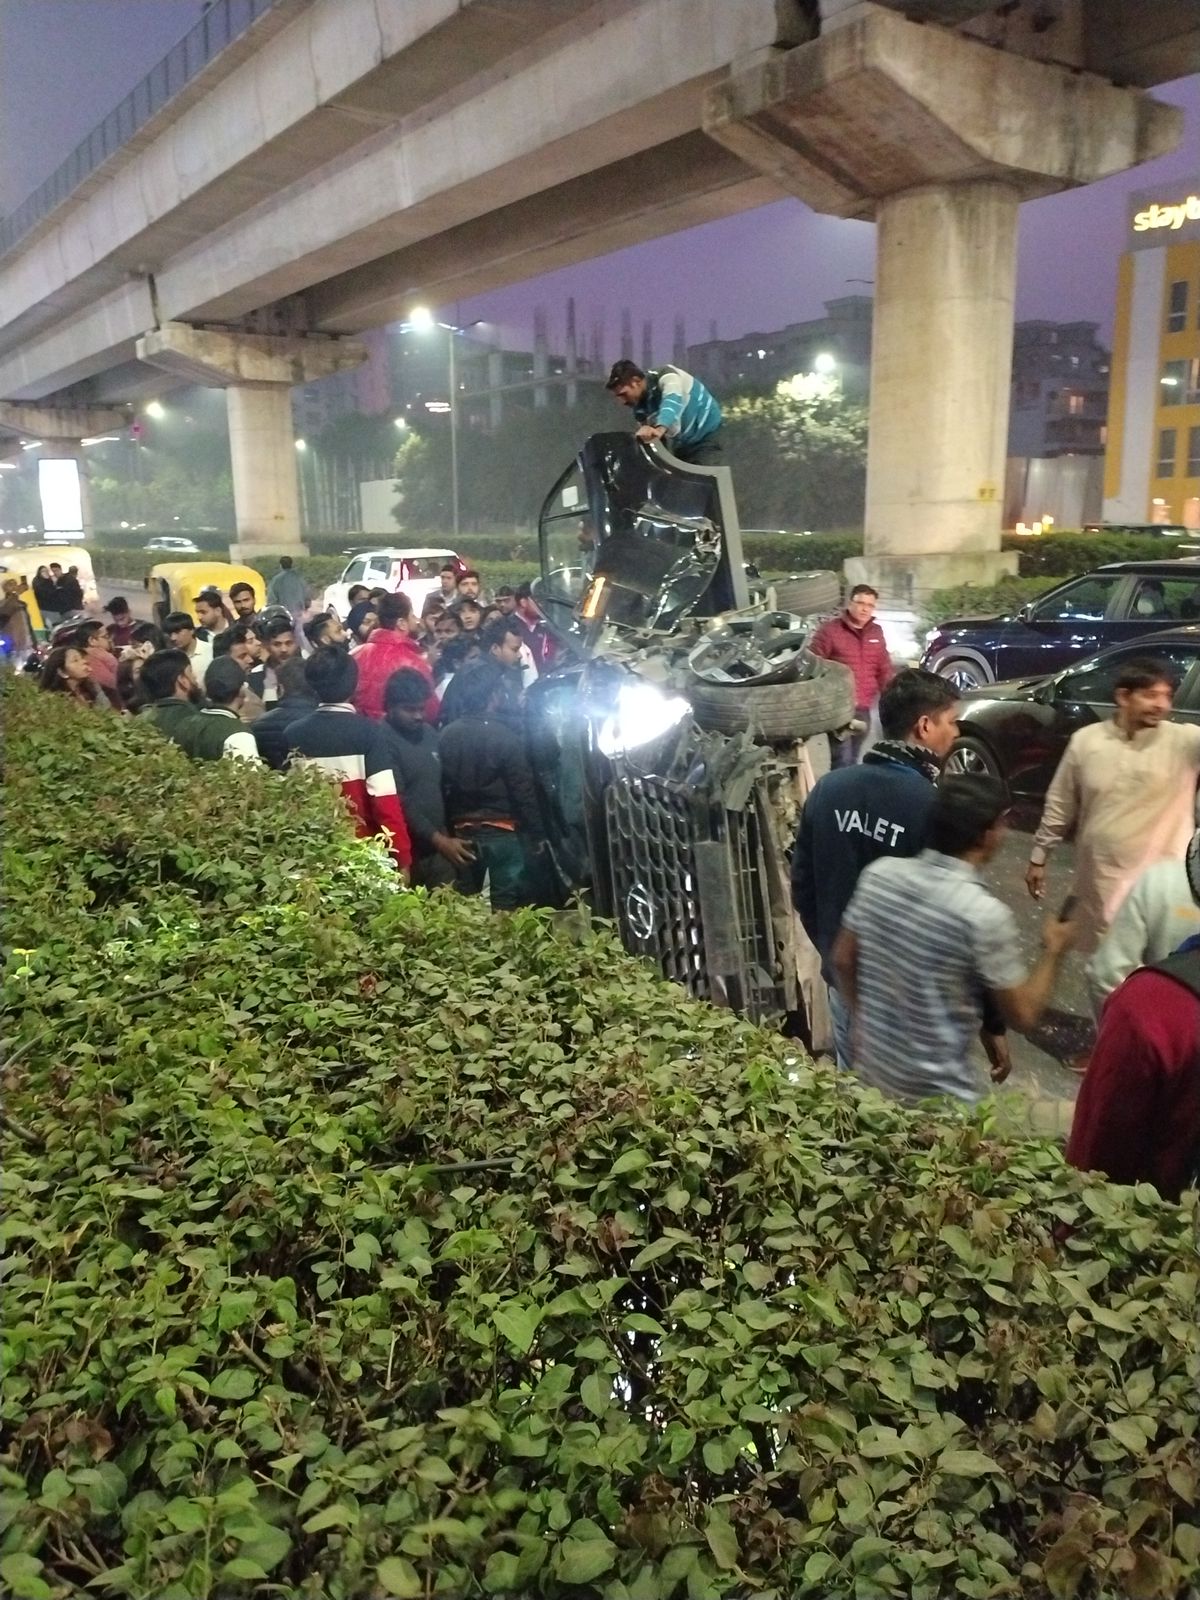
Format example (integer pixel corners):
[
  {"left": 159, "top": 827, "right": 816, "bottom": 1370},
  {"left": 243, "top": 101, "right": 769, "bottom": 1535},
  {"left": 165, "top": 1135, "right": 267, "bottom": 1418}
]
[
  {"left": 2, "top": 677, "right": 1198, "bottom": 1600},
  {"left": 1002, "top": 533, "right": 1184, "bottom": 577},
  {"left": 921, "top": 577, "right": 1061, "bottom": 630}
]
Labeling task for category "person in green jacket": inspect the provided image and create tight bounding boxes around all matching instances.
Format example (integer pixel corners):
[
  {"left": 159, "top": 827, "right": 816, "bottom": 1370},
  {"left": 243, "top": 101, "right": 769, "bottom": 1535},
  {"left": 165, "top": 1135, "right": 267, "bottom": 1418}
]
[
  {"left": 138, "top": 649, "right": 205, "bottom": 749},
  {"left": 190, "top": 657, "right": 263, "bottom": 763}
]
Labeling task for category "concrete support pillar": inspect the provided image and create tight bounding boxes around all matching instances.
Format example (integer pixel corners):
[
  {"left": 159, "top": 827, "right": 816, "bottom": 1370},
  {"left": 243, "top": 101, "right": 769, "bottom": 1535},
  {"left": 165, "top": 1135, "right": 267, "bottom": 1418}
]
[
  {"left": 860, "top": 181, "right": 1019, "bottom": 600},
  {"left": 703, "top": 1, "right": 1183, "bottom": 601},
  {"left": 135, "top": 321, "right": 366, "bottom": 559},
  {"left": 225, "top": 385, "right": 305, "bottom": 561}
]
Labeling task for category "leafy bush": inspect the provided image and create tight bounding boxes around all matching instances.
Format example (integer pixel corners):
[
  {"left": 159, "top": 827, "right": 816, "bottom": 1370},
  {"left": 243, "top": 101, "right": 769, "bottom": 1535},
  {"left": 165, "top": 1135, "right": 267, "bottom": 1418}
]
[
  {"left": 2, "top": 679, "right": 1198, "bottom": 1600},
  {"left": 921, "top": 578, "right": 1061, "bottom": 630},
  {"left": 1002, "top": 534, "right": 1181, "bottom": 578}
]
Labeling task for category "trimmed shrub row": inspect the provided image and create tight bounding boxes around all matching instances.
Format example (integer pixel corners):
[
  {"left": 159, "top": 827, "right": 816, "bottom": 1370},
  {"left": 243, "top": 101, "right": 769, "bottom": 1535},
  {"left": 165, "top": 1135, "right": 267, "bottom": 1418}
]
[{"left": 1, "top": 678, "right": 1198, "bottom": 1600}]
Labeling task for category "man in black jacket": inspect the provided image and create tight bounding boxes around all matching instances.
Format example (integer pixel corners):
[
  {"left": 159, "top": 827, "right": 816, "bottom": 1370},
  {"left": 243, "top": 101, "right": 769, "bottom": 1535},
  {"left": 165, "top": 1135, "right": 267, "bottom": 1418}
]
[
  {"left": 252, "top": 657, "right": 318, "bottom": 769},
  {"left": 383, "top": 668, "right": 474, "bottom": 887},
  {"left": 792, "top": 668, "right": 967, "bottom": 1067},
  {"left": 438, "top": 661, "right": 544, "bottom": 910}
]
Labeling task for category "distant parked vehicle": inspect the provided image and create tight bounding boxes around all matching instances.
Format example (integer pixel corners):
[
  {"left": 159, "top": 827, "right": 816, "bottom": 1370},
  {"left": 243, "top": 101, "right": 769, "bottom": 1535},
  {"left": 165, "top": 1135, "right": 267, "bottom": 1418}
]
[
  {"left": 920, "top": 559, "right": 1200, "bottom": 691},
  {"left": 322, "top": 547, "right": 463, "bottom": 619},
  {"left": 1082, "top": 522, "right": 1195, "bottom": 541},
  {"left": 144, "top": 535, "right": 200, "bottom": 554}
]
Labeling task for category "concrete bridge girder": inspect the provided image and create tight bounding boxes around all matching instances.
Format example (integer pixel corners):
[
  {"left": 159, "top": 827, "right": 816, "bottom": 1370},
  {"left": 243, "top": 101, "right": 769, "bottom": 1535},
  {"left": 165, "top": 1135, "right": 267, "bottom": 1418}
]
[{"left": 0, "top": 401, "right": 128, "bottom": 440}]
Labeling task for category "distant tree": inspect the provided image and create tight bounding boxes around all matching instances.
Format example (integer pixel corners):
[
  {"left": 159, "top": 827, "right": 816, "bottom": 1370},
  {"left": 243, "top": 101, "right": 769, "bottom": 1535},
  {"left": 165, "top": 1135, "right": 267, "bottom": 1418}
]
[{"left": 722, "top": 381, "right": 868, "bottom": 531}]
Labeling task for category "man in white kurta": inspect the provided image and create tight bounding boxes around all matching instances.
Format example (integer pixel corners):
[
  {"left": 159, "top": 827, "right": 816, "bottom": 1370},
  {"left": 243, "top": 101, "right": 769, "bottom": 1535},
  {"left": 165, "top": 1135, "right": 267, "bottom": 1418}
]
[{"left": 1026, "top": 663, "right": 1200, "bottom": 957}]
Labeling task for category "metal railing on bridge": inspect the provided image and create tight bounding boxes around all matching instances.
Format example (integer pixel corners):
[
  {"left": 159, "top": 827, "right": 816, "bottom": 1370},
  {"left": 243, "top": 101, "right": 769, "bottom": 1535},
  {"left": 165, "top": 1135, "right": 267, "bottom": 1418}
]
[{"left": 0, "top": 0, "right": 280, "bottom": 260}]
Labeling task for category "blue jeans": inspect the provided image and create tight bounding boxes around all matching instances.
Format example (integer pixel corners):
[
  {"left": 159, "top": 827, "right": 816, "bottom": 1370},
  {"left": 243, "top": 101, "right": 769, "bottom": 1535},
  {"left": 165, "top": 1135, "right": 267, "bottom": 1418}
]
[{"left": 827, "top": 985, "right": 853, "bottom": 1071}]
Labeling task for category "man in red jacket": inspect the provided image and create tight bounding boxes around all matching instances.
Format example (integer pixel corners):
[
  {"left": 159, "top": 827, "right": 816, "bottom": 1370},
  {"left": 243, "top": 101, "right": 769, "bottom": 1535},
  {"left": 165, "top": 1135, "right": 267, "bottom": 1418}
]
[
  {"left": 808, "top": 583, "right": 894, "bottom": 766},
  {"left": 350, "top": 592, "right": 437, "bottom": 721}
]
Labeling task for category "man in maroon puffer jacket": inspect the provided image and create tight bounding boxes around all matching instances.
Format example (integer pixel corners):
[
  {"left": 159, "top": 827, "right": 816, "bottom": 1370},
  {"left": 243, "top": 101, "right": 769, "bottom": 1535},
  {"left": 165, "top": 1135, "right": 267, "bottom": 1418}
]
[{"left": 808, "top": 583, "right": 894, "bottom": 766}]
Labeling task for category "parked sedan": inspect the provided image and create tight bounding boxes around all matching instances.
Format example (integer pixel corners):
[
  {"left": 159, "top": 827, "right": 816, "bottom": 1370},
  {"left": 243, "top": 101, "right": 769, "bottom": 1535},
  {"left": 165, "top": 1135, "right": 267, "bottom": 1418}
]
[
  {"left": 943, "top": 628, "right": 1200, "bottom": 802},
  {"left": 921, "top": 559, "right": 1200, "bottom": 690}
]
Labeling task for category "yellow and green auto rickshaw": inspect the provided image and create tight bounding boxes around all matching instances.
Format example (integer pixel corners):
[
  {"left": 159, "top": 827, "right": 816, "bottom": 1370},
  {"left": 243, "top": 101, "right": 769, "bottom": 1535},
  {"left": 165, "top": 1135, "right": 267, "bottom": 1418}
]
[{"left": 146, "top": 561, "right": 265, "bottom": 627}]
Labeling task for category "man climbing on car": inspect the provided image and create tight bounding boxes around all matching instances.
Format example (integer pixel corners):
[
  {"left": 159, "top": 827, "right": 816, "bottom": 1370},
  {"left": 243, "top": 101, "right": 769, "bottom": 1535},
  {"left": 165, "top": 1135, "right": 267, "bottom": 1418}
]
[{"left": 606, "top": 358, "right": 723, "bottom": 465}]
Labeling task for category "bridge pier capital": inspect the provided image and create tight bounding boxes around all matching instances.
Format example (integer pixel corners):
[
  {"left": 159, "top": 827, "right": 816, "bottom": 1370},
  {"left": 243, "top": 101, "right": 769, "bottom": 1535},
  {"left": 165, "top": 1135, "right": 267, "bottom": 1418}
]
[{"left": 135, "top": 324, "right": 367, "bottom": 559}]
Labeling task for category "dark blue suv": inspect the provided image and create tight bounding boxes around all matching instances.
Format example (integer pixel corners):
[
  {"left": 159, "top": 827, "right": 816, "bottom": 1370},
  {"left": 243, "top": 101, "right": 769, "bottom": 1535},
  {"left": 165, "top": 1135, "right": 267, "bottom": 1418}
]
[{"left": 920, "top": 560, "right": 1200, "bottom": 690}]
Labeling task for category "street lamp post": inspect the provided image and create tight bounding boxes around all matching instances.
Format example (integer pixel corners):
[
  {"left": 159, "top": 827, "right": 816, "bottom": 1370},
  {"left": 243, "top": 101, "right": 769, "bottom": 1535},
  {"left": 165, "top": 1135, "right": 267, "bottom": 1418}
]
[{"left": 408, "top": 307, "right": 487, "bottom": 544}]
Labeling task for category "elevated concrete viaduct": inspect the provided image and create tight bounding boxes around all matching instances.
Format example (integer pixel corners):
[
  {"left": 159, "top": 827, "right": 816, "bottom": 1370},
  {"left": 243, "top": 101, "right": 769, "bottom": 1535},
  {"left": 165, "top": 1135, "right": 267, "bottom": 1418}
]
[{"left": 0, "top": 0, "right": 1193, "bottom": 577}]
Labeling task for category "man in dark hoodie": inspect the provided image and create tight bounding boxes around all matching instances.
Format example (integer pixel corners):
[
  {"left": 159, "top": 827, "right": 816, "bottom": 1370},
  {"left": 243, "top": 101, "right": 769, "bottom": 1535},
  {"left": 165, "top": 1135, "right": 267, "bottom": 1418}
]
[
  {"left": 792, "top": 668, "right": 976, "bottom": 1068},
  {"left": 252, "top": 656, "right": 318, "bottom": 769},
  {"left": 383, "top": 668, "right": 475, "bottom": 887},
  {"left": 438, "top": 660, "right": 544, "bottom": 910}
]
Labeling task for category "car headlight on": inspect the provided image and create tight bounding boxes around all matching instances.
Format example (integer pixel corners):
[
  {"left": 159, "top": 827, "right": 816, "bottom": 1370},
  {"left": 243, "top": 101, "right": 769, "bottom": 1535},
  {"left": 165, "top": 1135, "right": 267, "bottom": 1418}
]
[{"left": 596, "top": 681, "right": 690, "bottom": 758}]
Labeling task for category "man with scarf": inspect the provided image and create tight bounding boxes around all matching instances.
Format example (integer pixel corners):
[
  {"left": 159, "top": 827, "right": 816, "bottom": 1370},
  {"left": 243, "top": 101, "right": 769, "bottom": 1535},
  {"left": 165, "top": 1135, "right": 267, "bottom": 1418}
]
[{"left": 792, "top": 668, "right": 1010, "bottom": 1070}]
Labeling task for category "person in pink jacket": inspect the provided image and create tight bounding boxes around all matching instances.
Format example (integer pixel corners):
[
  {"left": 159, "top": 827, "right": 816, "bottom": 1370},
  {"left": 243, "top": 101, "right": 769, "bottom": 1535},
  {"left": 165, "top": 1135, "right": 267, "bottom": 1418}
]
[{"left": 808, "top": 584, "right": 894, "bottom": 766}]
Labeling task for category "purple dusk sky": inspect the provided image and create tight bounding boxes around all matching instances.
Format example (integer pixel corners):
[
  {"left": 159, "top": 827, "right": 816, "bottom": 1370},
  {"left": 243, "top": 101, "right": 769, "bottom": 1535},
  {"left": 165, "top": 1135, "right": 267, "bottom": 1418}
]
[{"left": 1, "top": 0, "right": 1197, "bottom": 360}]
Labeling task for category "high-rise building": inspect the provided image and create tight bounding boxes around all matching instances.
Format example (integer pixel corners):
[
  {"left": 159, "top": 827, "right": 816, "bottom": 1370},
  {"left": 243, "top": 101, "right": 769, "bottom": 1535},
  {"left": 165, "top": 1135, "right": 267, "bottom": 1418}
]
[
  {"left": 1104, "top": 175, "right": 1200, "bottom": 528},
  {"left": 1008, "top": 322, "right": 1110, "bottom": 459}
]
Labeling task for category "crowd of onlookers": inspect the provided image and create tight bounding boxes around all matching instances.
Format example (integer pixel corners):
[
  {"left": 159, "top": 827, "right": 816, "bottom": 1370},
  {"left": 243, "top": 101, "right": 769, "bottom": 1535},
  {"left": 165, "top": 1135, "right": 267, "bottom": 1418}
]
[
  {"left": 11, "top": 555, "right": 1199, "bottom": 1201},
  {"left": 28, "top": 561, "right": 562, "bottom": 911}
]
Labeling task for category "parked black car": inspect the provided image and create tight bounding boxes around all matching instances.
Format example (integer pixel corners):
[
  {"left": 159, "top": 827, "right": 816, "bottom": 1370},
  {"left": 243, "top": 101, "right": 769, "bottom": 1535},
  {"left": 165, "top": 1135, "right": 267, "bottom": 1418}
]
[
  {"left": 921, "top": 559, "right": 1200, "bottom": 690},
  {"left": 943, "top": 627, "right": 1200, "bottom": 801}
]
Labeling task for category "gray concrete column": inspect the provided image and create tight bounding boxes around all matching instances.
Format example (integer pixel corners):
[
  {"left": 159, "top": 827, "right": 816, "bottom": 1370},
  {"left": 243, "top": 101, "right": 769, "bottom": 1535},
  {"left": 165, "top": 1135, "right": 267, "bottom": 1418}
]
[
  {"left": 703, "top": 1, "right": 1182, "bottom": 601},
  {"left": 860, "top": 181, "right": 1019, "bottom": 598},
  {"left": 225, "top": 385, "right": 306, "bottom": 561}
]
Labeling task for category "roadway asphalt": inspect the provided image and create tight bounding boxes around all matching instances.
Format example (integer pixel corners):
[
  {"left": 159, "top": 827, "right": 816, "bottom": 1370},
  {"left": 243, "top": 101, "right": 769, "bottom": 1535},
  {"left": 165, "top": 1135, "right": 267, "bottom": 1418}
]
[{"left": 974, "top": 820, "right": 1084, "bottom": 1138}]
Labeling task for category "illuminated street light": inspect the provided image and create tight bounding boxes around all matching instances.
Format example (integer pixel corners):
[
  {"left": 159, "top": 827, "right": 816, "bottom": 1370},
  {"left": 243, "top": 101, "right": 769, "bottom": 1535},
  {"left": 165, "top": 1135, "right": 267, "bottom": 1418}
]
[
  {"left": 813, "top": 351, "right": 837, "bottom": 374},
  {"left": 393, "top": 417, "right": 407, "bottom": 430},
  {"left": 295, "top": 438, "right": 307, "bottom": 451},
  {"left": 407, "top": 309, "right": 490, "bottom": 541},
  {"left": 145, "top": 400, "right": 166, "bottom": 419}
]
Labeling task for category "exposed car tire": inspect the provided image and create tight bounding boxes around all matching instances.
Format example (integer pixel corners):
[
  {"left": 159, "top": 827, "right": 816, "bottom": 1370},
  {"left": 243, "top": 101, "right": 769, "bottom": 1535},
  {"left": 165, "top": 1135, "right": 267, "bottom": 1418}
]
[
  {"left": 943, "top": 734, "right": 1001, "bottom": 781},
  {"left": 690, "top": 657, "right": 855, "bottom": 741},
  {"left": 772, "top": 570, "right": 840, "bottom": 615},
  {"left": 931, "top": 655, "right": 993, "bottom": 692}
]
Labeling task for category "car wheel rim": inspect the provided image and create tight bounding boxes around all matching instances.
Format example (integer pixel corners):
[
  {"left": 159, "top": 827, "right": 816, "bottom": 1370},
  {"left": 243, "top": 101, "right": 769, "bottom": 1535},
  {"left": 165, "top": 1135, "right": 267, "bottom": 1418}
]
[
  {"left": 946, "top": 745, "right": 990, "bottom": 777},
  {"left": 942, "top": 662, "right": 983, "bottom": 691}
]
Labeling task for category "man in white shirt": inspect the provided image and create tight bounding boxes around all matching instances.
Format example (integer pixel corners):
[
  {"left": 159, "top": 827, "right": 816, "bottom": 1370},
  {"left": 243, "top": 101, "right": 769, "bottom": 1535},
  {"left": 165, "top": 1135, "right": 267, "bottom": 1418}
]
[
  {"left": 165, "top": 611, "right": 213, "bottom": 678},
  {"left": 1027, "top": 657, "right": 1200, "bottom": 956}
]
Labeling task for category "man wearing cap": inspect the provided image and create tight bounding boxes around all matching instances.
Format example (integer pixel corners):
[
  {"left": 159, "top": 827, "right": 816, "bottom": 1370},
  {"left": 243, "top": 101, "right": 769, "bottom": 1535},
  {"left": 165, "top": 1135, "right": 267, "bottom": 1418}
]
[
  {"left": 1067, "top": 829, "right": 1200, "bottom": 1201},
  {"left": 104, "top": 597, "right": 136, "bottom": 650}
]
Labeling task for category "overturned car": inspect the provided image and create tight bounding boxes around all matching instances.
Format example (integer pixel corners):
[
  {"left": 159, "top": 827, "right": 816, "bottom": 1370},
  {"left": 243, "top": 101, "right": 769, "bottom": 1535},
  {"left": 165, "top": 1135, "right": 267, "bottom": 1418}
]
[{"left": 527, "top": 433, "right": 854, "bottom": 1041}]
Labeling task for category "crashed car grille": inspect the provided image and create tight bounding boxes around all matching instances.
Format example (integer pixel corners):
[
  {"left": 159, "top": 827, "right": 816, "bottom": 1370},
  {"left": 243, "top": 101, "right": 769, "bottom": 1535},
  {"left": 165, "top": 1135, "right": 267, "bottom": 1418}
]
[{"left": 604, "top": 768, "right": 787, "bottom": 1021}]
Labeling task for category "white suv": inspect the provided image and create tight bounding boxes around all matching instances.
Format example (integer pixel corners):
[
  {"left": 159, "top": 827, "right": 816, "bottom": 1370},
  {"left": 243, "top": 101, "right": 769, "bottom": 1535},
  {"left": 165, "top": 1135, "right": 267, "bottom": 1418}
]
[{"left": 322, "top": 547, "right": 461, "bottom": 619}]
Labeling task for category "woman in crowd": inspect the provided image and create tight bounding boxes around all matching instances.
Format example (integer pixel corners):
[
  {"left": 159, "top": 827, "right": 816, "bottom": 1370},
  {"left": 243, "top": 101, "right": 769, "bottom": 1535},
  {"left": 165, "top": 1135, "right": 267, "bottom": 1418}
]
[{"left": 38, "top": 645, "right": 109, "bottom": 707}]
